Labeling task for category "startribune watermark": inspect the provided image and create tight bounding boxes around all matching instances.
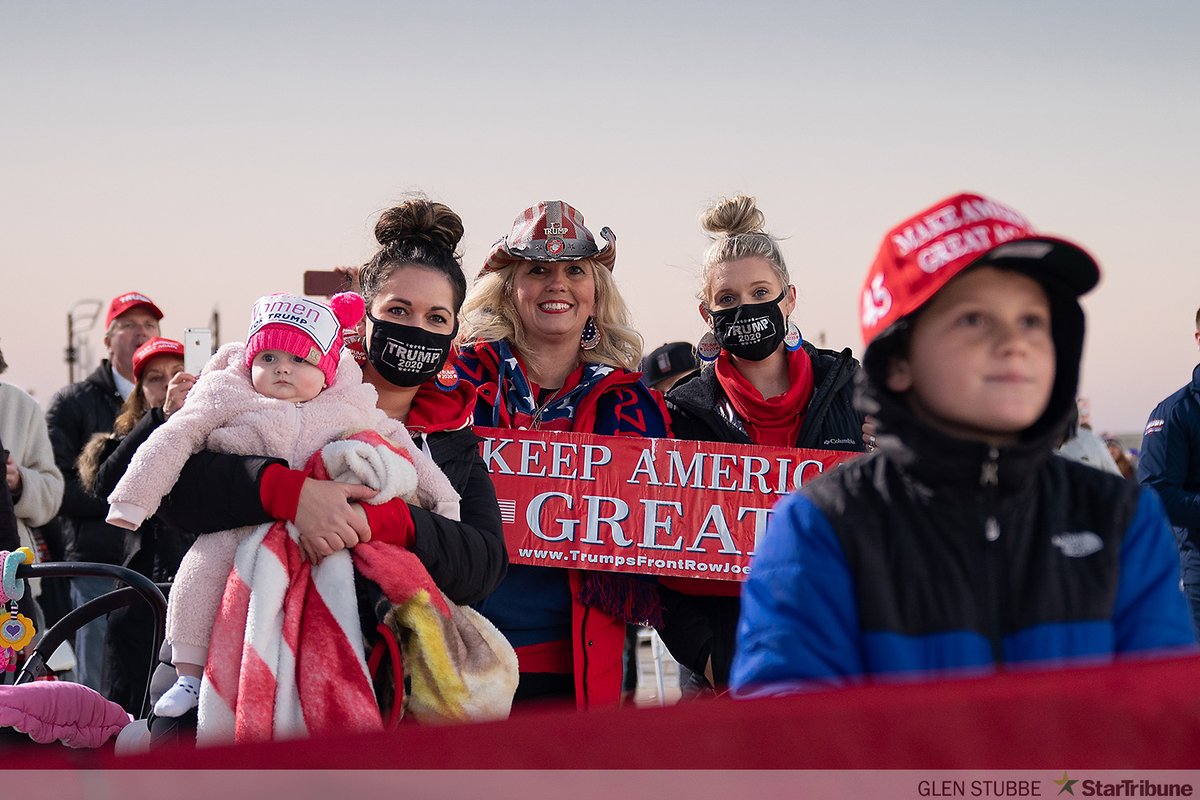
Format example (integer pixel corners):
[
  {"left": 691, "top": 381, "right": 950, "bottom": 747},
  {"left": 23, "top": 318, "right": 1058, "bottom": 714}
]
[
  {"left": 1052, "top": 773, "right": 1192, "bottom": 797},
  {"left": 915, "top": 773, "right": 1196, "bottom": 798}
]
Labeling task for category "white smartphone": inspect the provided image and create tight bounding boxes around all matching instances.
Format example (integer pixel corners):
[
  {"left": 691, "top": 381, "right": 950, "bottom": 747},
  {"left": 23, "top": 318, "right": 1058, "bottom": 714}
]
[{"left": 183, "top": 327, "right": 213, "bottom": 376}]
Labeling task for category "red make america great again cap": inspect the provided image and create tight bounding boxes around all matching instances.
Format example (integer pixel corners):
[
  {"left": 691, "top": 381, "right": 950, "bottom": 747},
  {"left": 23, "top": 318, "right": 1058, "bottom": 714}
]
[
  {"left": 858, "top": 192, "right": 1101, "bottom": 347},
  {"left": 105, "top": 291, "right": 163, "bottom": 328}
]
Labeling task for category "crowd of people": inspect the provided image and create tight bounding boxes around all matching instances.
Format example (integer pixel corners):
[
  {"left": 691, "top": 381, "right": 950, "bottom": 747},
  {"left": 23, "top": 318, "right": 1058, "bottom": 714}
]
[{"left": 1, "top": 190, "right": 1198, "bottom": 746}]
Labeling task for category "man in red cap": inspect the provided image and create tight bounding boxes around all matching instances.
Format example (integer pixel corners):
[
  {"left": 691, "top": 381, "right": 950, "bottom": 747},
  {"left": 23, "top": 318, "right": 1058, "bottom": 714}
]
[{"left": 45, "top": 290, "right": 163, "bottom": 691}]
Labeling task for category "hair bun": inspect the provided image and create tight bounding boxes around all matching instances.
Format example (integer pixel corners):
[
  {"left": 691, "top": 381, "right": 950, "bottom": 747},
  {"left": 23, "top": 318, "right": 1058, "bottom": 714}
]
[
  {"left": 700, "top": 194, "right": 767, "bottom": 238},
  {"left": 329, "top": 291, "right": 365, "bottom": 328},
  {"left": 375, "top": 197, "right": 465, "bottom": 255}
]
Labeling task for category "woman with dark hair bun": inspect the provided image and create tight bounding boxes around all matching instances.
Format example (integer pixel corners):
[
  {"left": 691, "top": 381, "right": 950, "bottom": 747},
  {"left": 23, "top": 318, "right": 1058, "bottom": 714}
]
[{"left": 161, "top": 195, "right": 506, "bottom": 609}]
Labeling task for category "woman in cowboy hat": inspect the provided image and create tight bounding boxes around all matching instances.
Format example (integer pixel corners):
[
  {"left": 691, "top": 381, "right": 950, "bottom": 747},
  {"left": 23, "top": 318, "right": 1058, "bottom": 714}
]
[{"left": 458, "top": 200, "right": 670, "bottom": 710}]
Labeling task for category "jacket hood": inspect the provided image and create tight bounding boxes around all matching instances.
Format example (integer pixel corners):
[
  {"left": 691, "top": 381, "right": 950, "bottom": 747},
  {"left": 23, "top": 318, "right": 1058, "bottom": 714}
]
[{"left": 859, "top": 269, "right": 1085, "bottom": 470}]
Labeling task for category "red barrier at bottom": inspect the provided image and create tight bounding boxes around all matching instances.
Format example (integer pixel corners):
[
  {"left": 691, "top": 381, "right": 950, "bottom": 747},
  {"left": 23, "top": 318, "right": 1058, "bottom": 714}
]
[{"left": 12, "top": 654, "right": 1200, "bottom": 769}]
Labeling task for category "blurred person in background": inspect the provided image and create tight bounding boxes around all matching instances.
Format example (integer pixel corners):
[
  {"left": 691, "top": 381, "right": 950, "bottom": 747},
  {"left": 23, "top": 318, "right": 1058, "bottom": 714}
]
[
  {"left": 1139, "top": 306, "right": 1200, "bottom": 635},
  {"left": 45, "top": 291, "right": 163, "bottom": 691},
  {"left": 641, "top": 341, "right": 699, "bottom": 393},
  {"left": 77, "top": 337, "right": 196, "bottom": 712},
  {"left": 1057, "top": 402, "right": 1121, "bottom": 476},
  {"left": 1106, "top": 437, "right": 1138, "bottom": 481},
  {"left": 0, "top": 339, "right": 66, "bottom": 637}
]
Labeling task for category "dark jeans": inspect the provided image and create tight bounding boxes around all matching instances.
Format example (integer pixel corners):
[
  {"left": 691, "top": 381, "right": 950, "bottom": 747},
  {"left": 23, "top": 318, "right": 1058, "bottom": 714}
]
[{"left": 1184, "top": 582, "right": 1200, "bottom": 643}]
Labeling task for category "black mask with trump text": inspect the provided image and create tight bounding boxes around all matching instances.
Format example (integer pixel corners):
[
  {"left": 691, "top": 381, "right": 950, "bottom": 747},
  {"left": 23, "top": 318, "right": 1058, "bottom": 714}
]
[
  {"left": 709, "top": 289, "right": 787, "bottom": 362},
  {"left": 366, "top": 311, "right": 457, "bottom": 388}
]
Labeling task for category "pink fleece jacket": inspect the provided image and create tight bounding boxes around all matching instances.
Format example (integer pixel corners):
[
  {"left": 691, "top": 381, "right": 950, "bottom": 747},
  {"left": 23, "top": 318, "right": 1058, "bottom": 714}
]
[{"left": 107, "top": 342, "right": 459, "bottom": 528}]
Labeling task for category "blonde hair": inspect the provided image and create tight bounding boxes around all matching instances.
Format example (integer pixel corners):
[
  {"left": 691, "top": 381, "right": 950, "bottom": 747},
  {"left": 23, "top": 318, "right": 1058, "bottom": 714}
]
[
  {"left": 461, "top": 259, "right": 643, "bottom": 371},
  {"left": 698, "top": 194, "right": 790, "bottom": 304}
]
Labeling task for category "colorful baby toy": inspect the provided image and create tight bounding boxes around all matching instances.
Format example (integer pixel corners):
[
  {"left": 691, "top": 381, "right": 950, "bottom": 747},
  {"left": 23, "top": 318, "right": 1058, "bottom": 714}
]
[{"left": 0, "top": 548, "right": 37, "bottom": 672}]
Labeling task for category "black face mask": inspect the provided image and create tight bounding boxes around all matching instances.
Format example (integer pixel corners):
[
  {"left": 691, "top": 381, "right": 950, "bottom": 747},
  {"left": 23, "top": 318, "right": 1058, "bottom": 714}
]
[
  {"left": 708, "top": 289, "right": 788, "bottom": 362},
  {"left": 366, "top": 311, "right": 457, "bottom": 388}
]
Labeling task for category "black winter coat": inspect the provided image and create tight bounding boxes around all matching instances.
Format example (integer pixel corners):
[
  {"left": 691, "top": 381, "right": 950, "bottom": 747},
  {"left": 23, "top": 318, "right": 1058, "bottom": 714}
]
[
  {"left": 44, "top": 361, "right": 128, "bottom": 564},
  {"left": 656, "top": 343, "right": 866, "bottom": 687},
  {"left": 665, "top": 342, "right": 865, "bottom": 451},
  {"left": 85, "top": 408, "right": 197, "bottom": 583},
  {"left": 158, "top": 427, "right": 507, "bottom": 606},
  {"left": 0, "top": 461, "right": 17, "bottom": 552},
  {"left": 79, "top": 407, "right": 198, "bottom": 714}
]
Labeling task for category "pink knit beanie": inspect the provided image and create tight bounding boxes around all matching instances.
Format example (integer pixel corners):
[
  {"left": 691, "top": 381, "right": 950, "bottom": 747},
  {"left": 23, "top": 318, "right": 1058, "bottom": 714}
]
[{"left": 245, "top": 292, "right": 365, "bottom": 387}]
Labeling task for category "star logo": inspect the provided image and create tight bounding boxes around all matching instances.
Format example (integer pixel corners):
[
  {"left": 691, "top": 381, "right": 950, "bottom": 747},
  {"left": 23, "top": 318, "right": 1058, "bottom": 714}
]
[{"left": 1053, "top": 772, "right": 1079, "bottom": 795}]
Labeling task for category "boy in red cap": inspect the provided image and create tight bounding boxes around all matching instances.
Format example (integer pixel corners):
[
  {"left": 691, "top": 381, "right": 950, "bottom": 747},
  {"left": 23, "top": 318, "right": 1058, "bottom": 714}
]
[
  {"left": 732, "top": 193, "right": 1195, "bottom": 696},
  {"left": 106, "top": 292, "right": 461, "bottom": 720}
]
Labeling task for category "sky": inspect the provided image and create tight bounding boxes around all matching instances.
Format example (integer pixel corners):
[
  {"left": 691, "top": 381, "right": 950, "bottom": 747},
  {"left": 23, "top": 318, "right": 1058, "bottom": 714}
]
[{"left": 3, "top": 0, "right": 1198, "bottom": 435}]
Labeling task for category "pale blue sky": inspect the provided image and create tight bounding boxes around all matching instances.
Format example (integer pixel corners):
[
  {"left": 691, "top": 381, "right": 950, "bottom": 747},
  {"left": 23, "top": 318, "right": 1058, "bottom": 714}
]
[{"left": 4, "top": 1, "right": 1197, "bottom": 433}]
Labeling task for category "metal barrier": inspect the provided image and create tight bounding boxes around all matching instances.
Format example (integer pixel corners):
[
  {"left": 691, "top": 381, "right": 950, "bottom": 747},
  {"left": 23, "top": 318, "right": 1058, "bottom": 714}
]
[{"left": 13, "top": 562, "right": 167, "bottom": 719}]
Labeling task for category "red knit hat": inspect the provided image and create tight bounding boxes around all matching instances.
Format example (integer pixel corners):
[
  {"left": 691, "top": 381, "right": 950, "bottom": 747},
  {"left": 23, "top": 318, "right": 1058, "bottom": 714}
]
[
  {"left": 245, "top": 292, "right": 364, "bottom": 387},
  {"left": 859, "top": 192, "right": 1100, "bottom": 347},
  {"left": 479, "top": 200, "right": 616, "bottom": 278},
  {"left": 132, "top": 337, "right": 185, "bottom": 381}
]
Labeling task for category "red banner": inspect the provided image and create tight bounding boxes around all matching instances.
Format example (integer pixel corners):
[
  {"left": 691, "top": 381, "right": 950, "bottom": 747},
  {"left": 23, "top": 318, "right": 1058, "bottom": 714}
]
[{"left": 475, "top": 427, "right": 858, "bottom": 581}]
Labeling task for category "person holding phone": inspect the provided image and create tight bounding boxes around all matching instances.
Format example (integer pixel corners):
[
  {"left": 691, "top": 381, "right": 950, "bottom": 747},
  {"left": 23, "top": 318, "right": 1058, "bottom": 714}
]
[{"left": 77, "top": 337, "right": 195, "bottom": 711}]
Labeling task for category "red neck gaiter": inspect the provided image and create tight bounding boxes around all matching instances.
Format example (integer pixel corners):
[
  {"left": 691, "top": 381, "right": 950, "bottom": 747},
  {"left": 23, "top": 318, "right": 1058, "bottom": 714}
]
[
  {"left": 405, "top": 380, "right": 477, "bottom": 435},
  {"left": 714, "top": 346, "right": 815, "bottom": 447}
]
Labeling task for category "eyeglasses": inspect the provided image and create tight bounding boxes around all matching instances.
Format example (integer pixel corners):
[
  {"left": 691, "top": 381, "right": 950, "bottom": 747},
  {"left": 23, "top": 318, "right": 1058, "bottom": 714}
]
[{"left": 112, "top": 318, "right": 160, "bottom": 333}]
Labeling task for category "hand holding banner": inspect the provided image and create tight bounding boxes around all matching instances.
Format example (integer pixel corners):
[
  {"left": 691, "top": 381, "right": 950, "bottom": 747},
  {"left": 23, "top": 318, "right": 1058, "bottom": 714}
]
[{"left": 476, "top": 427, "right": 858, "bottom": 581}]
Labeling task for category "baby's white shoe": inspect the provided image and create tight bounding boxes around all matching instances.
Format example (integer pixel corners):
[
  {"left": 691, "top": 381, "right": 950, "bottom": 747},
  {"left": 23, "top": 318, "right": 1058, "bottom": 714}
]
[{"left": 154, "top": 675, "right": 201, "bottom": 718}]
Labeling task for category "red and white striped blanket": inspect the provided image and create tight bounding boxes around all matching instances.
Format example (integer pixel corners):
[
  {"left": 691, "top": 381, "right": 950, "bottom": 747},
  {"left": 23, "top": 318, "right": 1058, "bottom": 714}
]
[{"left": 197, "top": 432, "right": 516, "bottom": 745}]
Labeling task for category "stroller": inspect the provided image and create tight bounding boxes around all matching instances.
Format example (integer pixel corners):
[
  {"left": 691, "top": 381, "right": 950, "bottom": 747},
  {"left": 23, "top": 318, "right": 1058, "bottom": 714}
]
[{"left": 0, "top": 560, "right": 167, "bottom": 750}]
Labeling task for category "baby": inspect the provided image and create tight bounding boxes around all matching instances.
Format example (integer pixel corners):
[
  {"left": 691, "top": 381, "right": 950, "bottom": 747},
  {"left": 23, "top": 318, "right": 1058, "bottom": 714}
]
[{"left": 107, "top": 292, "right": 459, "bottom": 717}]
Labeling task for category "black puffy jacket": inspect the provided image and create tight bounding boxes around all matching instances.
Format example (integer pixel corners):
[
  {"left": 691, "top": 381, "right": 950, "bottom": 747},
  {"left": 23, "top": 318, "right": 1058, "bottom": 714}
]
[
  {"left": 656, "top": 342, "right": 866, "bottom": 686},
  {"left": 665, "top": 342, "right": 865, "bottom": 451},
  {"left": 45, "top": 361, "right": 129, "bottom": 564},
  {"left": 82, "top": 408, "right": 197, "bottom": 583}
]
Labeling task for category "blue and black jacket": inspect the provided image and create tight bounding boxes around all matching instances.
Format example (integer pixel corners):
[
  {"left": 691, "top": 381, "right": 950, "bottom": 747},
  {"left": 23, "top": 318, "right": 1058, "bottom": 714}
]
[{"left": 732, "top": 278, "right": 1196, "bottom": 696}]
